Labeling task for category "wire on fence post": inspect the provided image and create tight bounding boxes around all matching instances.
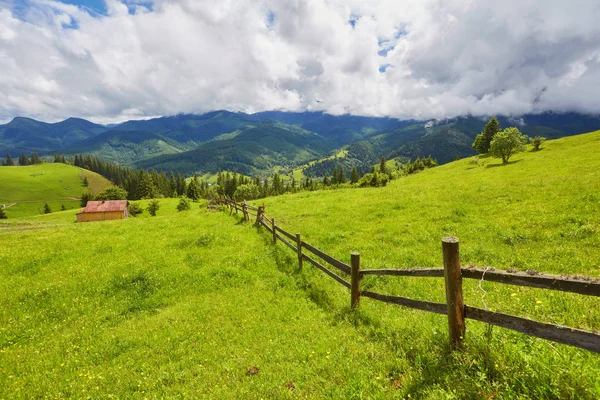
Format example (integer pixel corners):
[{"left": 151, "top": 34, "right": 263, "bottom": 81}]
[
  {"left": 442, "top": 236, "right": 465, "bottom": 350},
  {"left": 296, "top": 233, "right": 303, "bottom": 269},
  {"left": 351, "top": 252, "right": 361, "bottom": 309}
]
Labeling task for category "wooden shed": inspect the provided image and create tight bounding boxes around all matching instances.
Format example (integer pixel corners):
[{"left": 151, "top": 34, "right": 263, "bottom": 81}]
[{"left": 76, "top": 200, "right": 128, "bottom": 222}]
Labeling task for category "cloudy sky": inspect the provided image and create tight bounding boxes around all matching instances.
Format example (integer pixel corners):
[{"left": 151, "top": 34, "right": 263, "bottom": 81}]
[{"left": 1, "top": 0, "right": 600, "bottom": 124}]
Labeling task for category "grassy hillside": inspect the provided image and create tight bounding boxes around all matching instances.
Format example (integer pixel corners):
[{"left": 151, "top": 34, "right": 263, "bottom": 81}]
[
  {"left": 254, "top": 131, "right": 600, "bottom": 397},
  {"left": 0, "top": 200, "right": 405, "bottom": 398},
  {"left": 0, "top": 163, "right": 112, "bottom": 218},
  {"left": 1, "top": 133, "right": 599, "bottom": 398}
]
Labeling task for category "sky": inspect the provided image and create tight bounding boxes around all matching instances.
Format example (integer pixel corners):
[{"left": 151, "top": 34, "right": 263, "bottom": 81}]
[{"left": 1, "top": 0, "right": 600, "bottom": 124}]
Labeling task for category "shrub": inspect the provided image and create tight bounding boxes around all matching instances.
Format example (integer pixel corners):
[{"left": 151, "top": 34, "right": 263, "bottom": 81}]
[
  {"left": 234, "top": 184, "right": 260, "bottom": 201},
  {"left": 43, "top": 203, "right": 51, "bottom": 214},
  {"left": 489, "top": 127, "right": 527, "bottom": 163},
  {"left": 358, "top": 172, "right": 389, "bottom": 187},
  {"left": 128, "top": 202, "right": 143, "bottom": 217},
  {"left": 0, "top": 207, "right": 7, "bottom": 219},
  {"left": 177, "top": 197, "right": 191, "bottom": 212},
  {"left": 95, "top": 186, "right": 128, "bottom": 201},
  {"left": 147, "top": 200, "right": 160, "bottom": 216},
  {"left": 80, "top": 192, "right": 92, "bottom": 207},
  {"left": 531, "top": 136, "right": 546, "bottom": 151}
]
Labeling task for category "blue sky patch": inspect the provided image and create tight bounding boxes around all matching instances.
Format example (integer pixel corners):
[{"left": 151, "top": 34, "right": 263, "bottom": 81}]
[
  {"left": 266, "top": 10, "right": 276, "bottom": 28},
  {"left": 59, "top": 0, "right": 107, "bottom": 15},
  {"left": 379, "top": 64, "right": 391, "bottom": 73}
]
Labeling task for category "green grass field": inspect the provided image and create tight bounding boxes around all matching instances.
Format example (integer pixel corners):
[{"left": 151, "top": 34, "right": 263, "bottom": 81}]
[
  {"left": 1, "top": 133, "right": 599, "bottom": 398},
  {"left": 0, "top": 163, "right": 112, "bottom": 218}
]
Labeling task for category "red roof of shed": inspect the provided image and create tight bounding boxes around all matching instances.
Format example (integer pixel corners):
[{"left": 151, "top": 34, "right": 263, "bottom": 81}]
[{"left": 78, "top": 200, "right": 127, "bottom": 214}]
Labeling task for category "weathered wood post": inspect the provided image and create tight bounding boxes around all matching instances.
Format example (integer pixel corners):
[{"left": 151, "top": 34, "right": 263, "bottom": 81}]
[
  {"left": 254, "top": 205, "right": 263, "bottom": 226},
  {"left": 242, "top": 202, "right": 248, "bottom": 221},
  {"left": 296, "top": 233, "right": 303, "bottom": 269},
  {"left": 272, "top": 218, "right": 277, "bottom": 243},
  {"left": 233, "top": 200, "right": 238, "bottom": 215},
  {"left": 230, "top": 199, "right": 234, "bottom": 215},
  {"left": 351, "top": 252, "right": 360, "bottom": 309},
  {"left": 442, "top": 236, "right": 465, "bottom": 349}
]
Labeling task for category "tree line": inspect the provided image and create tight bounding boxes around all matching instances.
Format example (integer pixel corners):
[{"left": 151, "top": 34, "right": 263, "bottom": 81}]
[{"left": 2, "top": 152, "right": 42, "bottom": 166}]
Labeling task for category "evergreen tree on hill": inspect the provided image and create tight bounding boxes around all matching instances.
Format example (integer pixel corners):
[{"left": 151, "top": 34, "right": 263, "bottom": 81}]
[
  {"left": 30, "top": 152, "right": 41, "bottom": 164},
  {"left": 338, "top": 167, "right": 346, "bottom": 184},
  {"left": 379, "top": 156, "right": 388, "bottom": 175},
  {"left": 472, "top": 117, "right": 500, "bottom": 154},
  {"left": 3, "top": 153, "right": 14, "bottom": 166},
  {"left": 350, "top": 167, "right": 360, "bottom": 184},
  {"left": 19, "top": 152, "right": 30, "bottom": 166}
]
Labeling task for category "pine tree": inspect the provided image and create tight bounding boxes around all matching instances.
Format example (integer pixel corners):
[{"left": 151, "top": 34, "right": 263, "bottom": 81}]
[
  {"left": 43, "top": 203, "right": 51, "bottom": 214},
  {"left": 379, "top": 156, "right": 387, "bottom": 175},
  {"left": 30, "top": 152, "right": 41, "bottom": 164},
  {"left": 186, "top": 175, "right": 201, "bottom": 201},
  {"left": 19, "top": 152, "right": 30, "bottom": 166},
  {"left": 338, "top": 167, "right": 346, "bottom": 184},
  {"left": 472, "top": 117, "right": 500, "bottom": 154},
  {"left": 350, "top": 167, "right": 360, "bottom": 184},
  {"left": 272, "top": 173, "right": 283, "bottom": 195},
  {"left": 3, "top": 153, "right": 14, "bottom": 166},
  {"left": 331, "top": 167, "right": 338, "bottom": 185},
  {"left": 80, "top": 192, "right": 92, "bottom": 207},
  {"left": 61, "top": 204, "right": 67, "bottom": 211}
]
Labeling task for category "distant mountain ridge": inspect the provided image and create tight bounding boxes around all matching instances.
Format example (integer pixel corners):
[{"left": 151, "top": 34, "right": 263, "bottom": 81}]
[{"left": 1, "top": 110, "right": 600, "bottom": 177}]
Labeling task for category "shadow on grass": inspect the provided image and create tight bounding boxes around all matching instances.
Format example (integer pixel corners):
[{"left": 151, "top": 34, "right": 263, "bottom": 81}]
[{"left": 485, "top": 159, "right": 523, "bottom": 168}]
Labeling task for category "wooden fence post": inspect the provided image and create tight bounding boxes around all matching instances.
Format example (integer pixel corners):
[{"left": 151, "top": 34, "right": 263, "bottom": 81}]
[
  {"left": 296, "top": 233, "right": 303, "bottom": 269},
  {"left": 242, "top": 202, "right": 248, "bottom": 221},
  {"left": 351, "top": 252, "right": 360, "bottom": 309},
  {"left": 254, "top": 206, "right": 262, "bottom": 225},
  {"left": 234, "top": 200, "right": 238, "bottom": 215},
  {"left": 272, "top": 218, "right": 277, "bottom": 243},
  {"left": 442, "top": 236, "right": 465, "bottom": 349}
]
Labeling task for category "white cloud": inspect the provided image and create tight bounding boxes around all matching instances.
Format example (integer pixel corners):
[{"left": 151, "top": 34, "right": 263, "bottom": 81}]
[{"left": 1, "top": 0, "right": 600, "bottom": 123}]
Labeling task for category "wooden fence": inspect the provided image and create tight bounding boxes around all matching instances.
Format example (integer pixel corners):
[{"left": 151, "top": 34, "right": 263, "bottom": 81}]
[{"left": 217, "top": 197, "right": 600, "bottom": 354}]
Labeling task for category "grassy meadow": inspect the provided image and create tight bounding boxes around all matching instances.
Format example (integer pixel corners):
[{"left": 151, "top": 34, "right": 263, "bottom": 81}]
[
  {"left": 0, "top": 163, "right": 112, "bottom": 218},
  {"left": 0, "top": 132, "right": 599, "bottom": 398}
]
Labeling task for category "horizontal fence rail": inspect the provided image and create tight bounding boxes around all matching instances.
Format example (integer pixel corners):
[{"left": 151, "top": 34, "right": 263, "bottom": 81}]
[
  {"left": 218, "top": 197, "right": 600, "bottom": 354},
  {"left": 461, "top": 267, "right": 600, "bottom": 297},
  {"left": 361, "top": 267, "right": 445, "bottom": 277},
  {"left": 303, "top": 253, "right": 352, "bottom": 289},
  {"left": 361, "top": 291, "right": 447, "bottom": 315},
  {"left": 464, "top": 306, "right": 600, "bottom": 354}
]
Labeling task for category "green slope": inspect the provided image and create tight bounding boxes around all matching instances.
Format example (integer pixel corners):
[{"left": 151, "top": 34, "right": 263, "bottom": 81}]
[
  {"left": 253, "top": 131, "right": 600, "bottom": 398},
  {"left": 0, "top": 163, "right": 112, "bottom": 218},
  {"left": 1, "top": 133, "right": 599, "bottom": 398},
  {"left": 0, "top": 200, "right": 402, "bottom": 398},
  {"left": 61, "top": 130, "right": 188, "bottom": 165}
]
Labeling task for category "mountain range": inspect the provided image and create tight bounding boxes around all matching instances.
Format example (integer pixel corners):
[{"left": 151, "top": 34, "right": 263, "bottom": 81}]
[{"left": 2, "top": 111, "right": 600, "bottom": 177}]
